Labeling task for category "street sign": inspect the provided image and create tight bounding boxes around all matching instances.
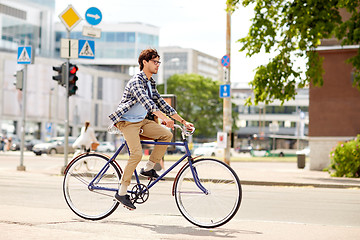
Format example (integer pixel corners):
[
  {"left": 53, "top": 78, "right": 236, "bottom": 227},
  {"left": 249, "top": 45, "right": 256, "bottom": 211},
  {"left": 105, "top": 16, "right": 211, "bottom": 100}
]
[
  {"left": 60, "top": 38, "right": 79, "bottom": 59},
  {"left": 17, "top": 46, "right": 32, "bottom": 64},
  {"left": 220, "top": 84, "right": 231, "bottom": 98},
  {"left": 221, "top": 55, "right": 230, "bottom": 68},
  {"left": 82, "top": 25, "right": 101, "bottom": 38},
  {"left": 78, "top": 40, "right": 95, "bottom": 59},
  {"left": 59, "top": 5, "right": 82, "bottom": 31},
  {"left": 85, "top": 7, "right": 102, "bottom": 26},
  {"left": 217, "top": 132, "right": 227, "bottom": 148}
]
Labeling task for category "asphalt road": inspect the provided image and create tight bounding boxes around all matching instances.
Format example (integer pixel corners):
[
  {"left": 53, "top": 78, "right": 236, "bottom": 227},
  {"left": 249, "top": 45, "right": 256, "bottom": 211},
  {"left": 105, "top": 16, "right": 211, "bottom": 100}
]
[{"left": 0, "top": 154, "right": 360, "bottom": 240}]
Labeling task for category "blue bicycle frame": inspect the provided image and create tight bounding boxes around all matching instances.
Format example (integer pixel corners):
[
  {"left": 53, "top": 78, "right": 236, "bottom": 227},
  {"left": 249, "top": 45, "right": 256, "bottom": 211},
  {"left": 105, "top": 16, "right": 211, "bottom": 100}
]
[{"left": 88, "top": 138, "right": 208, "bottom": 194}]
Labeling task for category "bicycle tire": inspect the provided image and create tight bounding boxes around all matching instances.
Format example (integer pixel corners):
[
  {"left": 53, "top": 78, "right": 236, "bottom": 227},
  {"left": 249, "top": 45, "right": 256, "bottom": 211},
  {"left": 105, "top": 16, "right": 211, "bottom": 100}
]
[
  {"left": 174, "top": 158, "right": 242, "bottom": 228},
  {"left": 63, "top": 153, "right": 121, "bottom": 220}
]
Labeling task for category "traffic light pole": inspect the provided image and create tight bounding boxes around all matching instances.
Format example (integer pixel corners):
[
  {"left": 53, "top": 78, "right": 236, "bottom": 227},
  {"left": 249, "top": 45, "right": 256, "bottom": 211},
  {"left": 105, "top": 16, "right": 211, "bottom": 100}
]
[
  {"left": 17, "top": 64, "right": 27, "bottom": 171},
  {"left": 223, "top": 6, "right": 232, "bottom": 165},
  {"left": 62, "top": 31, "right": 70, "bottom": 174}
]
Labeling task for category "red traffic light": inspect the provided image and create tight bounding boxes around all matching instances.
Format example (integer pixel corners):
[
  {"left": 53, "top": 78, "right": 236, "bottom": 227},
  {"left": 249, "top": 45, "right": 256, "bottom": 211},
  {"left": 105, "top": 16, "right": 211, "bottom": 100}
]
[{"left": 69, "top": 65, "right": 78, "bottom": 74}]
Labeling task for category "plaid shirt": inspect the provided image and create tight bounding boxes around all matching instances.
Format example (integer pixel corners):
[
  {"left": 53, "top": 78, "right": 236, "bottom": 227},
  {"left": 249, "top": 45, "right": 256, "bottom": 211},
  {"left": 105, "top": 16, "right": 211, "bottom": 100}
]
[{"left": 108, "top": 71, "right": 177, "bottom": 125}]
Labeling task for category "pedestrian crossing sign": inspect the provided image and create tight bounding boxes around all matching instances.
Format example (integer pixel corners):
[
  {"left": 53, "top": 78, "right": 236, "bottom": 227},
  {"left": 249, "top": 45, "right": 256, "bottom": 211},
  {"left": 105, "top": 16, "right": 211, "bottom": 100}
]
[
  {"left": 17, "top": 46, "right": 32, "bottom": 64},
  {"left": 78, "top": 39, "right": 95, "bottom": 59}
]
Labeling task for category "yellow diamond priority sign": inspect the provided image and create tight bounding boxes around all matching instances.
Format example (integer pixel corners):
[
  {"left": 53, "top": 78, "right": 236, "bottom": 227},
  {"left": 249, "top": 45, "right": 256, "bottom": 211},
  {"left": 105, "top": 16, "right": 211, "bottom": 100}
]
[{"left": 59, "top": 5, "right": 82, "bottom": 31}]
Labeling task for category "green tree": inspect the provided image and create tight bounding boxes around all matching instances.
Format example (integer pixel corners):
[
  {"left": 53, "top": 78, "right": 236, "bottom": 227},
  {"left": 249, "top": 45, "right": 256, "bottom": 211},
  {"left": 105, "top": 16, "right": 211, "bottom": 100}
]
[
  {"left": 159, "top": 74, "right": 237, "bottom": 139},
  {"left": 227, "top": 0, "right": 360, "bottom": 105}
]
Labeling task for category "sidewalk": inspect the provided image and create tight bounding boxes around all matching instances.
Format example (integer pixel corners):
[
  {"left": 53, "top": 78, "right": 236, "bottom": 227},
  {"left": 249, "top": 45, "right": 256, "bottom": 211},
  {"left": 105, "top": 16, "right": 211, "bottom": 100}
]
[
  {"left": 2, "top": 151, "right": 360, "bottom": 189},
  {"left": 157, "top": 160, "right": 360, "bottom": 189}
]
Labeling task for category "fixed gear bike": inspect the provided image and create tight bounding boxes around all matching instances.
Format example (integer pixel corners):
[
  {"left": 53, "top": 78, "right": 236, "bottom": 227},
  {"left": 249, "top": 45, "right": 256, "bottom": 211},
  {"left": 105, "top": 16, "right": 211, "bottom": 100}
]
[{"left": 63, "top": 124, "right": 242, "bottom": 228}]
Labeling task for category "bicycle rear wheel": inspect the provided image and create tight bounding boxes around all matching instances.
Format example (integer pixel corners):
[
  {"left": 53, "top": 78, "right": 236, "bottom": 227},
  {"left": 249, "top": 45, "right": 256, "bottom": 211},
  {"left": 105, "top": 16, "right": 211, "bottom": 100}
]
[
  {"left": 174, "top": 158, "right": 242, "bottom": 228},
  {"left": 63, "top": 153, "right": 121, "bottom": 220}
]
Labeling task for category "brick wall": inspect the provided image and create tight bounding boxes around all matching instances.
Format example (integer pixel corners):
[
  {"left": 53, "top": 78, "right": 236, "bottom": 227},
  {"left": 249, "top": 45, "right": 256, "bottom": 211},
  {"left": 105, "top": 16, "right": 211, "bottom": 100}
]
[{"left": 309, "top": 48, "right": 360, "bottom": 137}]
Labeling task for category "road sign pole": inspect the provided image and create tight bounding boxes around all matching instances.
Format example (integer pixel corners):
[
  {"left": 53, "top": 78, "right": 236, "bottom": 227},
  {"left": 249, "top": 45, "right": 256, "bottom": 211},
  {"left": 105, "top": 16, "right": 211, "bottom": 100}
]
[
  {"left": 223, "top": 6, "right": 232, "bottom": 165},
  {"left": 17, "top": 37, "right": 31, "bottom": 171}
]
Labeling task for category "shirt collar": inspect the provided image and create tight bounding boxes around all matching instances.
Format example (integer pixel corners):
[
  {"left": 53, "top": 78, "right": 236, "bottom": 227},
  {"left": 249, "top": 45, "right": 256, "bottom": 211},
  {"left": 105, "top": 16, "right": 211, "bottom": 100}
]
[{"left": 139, "top": 71, "right": 155, "bottom": 84}]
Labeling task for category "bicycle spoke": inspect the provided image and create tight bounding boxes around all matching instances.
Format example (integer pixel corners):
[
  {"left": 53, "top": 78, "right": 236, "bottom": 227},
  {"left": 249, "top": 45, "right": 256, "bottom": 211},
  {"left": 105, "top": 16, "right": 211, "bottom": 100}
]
[
  {"left": 174, "top": 158, "right": 241, "bottom": 228},
  {"left": 63, "top": 153, "right": 121, "bottom": 220}
]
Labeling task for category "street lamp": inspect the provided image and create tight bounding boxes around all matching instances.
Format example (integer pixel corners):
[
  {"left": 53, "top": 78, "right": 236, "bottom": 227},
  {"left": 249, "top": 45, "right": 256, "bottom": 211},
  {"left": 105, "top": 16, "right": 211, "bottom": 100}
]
[{"left": 164, "top": 57, "right": 180, "bottom": 94}]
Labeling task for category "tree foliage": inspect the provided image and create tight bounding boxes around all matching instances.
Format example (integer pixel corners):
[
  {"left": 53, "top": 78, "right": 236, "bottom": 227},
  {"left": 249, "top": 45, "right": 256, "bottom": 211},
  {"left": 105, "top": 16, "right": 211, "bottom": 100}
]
[
  {"left": 227, "top": 0, "right": 360, "bottom": 105},
  {"left": 159, "top": 74, "right": 237, "bottom": 139}
]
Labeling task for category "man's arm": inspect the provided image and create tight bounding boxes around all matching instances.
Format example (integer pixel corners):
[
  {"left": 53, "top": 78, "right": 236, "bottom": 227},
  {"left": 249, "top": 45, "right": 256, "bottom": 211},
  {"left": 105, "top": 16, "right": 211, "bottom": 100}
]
[{"left": 153, "top": 111, "right": 194, "bottom": 130}]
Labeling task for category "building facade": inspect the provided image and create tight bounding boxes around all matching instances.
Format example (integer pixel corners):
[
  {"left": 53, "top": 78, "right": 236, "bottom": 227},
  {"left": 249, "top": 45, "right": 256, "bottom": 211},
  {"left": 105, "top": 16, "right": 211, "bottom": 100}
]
[
  {"left": 54, "top": 21, "right": 160, "bottom": 73},
  {"left": 158, "top": 46, "right": 223, "bottom": 87},
  {"left": 0, "top": 51, "right": 129, "bottom": 142},
  {"left": 232, "top": 87, "right": 309, "bottom": 151},
  {"left": 0, "top": 0, "right": 55, "bottom": 57}
]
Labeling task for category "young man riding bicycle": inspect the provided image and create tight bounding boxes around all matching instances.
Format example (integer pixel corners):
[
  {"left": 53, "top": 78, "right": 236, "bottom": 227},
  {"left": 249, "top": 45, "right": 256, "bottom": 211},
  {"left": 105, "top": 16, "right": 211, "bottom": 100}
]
[{"left": 109, "top": 48, "right": 194, "bottom": 210}]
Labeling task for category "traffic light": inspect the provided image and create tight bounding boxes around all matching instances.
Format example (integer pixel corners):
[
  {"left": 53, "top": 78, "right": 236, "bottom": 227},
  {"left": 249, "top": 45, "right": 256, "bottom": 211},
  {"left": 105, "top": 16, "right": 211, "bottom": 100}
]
[
  {"left": 13, "top": 70, "right": 24, "bottom": 90},
  {"left": 68, "top": 63, "right": 78, "bottom": 96},
  {"left": 52, "top": 63, "right": 66, "bottom": 86}
]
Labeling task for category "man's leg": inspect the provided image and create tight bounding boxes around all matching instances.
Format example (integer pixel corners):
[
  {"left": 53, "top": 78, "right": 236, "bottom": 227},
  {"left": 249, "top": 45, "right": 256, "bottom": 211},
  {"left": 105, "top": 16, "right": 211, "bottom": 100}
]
[
  {"left": 116, "top": 121, "right": 144, "bottom": 189},
  {"left": 140, "top": 119, "right": 173, "bottom": 172},
  {"left": 115, "top": 121, "right": 144, "bottom": 210}
]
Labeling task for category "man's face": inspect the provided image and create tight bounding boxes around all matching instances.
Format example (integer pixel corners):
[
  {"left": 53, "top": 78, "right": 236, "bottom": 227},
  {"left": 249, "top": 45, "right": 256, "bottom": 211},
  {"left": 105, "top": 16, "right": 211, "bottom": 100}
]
[{"left": 144, "top": 57, "right": 161, "bottom": 74}]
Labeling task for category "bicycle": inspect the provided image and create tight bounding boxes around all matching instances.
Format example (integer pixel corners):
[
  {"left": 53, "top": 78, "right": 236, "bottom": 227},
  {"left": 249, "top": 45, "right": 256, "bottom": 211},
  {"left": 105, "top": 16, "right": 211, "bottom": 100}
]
[{"left": 63, "top": 124, "right": 242, "bottom": 228}]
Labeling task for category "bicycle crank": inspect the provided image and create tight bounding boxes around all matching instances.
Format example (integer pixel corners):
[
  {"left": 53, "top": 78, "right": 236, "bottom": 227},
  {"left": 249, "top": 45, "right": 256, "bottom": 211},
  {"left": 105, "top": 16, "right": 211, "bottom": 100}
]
[{"left": 130, "top": 184, "right": 149, "bottom": 204}]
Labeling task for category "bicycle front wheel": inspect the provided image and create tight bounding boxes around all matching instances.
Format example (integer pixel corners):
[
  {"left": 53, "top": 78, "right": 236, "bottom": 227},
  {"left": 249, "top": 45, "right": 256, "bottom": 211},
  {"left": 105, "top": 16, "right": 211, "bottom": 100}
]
[
  {"left": 63, "top": 153, "right": 121, "bottom": 220},
  {"left": 174, "top": 158, "right": 242, "bottom": 228}
]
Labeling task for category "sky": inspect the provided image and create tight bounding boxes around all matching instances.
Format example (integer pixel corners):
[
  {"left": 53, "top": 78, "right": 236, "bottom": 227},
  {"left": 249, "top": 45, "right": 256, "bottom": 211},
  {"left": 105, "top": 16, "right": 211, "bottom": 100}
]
[{"left": 55, "top": 0, "right": 266, "bottom": 86}]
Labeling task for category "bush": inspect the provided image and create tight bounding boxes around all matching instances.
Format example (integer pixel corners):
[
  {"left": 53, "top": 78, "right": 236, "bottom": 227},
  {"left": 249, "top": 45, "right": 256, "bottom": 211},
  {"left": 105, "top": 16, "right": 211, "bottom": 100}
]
[{"left": 328, "top": 135, "right": 360, "bottom": 178}]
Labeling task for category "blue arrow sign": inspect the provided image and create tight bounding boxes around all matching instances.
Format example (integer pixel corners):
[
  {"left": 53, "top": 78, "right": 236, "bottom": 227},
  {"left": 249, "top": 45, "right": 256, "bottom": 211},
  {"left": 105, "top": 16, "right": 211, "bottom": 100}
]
[
  {"left": 78, "top": 39, "right": 95, "bottom": 59},
  {"left": 17, "top": 46, "right": 32, "bottom": 64},
  {"left": 221, "top": 55, "right": 230, "bottom": 68},
  {"left": 220, "top": 84, "right": 231, "bottom": 98},
  {"left": 85, "top": 7, "right": 102, "bottom": 26}
]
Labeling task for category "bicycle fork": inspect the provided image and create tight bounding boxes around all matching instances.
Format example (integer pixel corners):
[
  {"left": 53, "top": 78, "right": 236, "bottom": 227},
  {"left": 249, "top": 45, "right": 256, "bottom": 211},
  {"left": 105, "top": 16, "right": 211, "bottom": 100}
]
[{"left": 188, "top": 160, "right": 209, "bottom": 195}]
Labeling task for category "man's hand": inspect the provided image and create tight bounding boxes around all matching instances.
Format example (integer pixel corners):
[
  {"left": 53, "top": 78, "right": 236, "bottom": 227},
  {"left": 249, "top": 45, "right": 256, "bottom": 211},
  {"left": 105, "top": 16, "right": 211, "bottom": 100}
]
[
  {"left": 183, "top": 121, "right": 194, "bottom": 131},
  {"left": 162, "top": 117, "right": 174, "bottom": 129}
]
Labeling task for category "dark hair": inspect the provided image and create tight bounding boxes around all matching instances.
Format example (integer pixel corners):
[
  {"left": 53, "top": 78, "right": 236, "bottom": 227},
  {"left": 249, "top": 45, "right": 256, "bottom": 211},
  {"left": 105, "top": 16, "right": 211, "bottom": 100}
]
[
  {"left": 85, "top": 121, "right": 90, "bottom": 131},
  {"left": 138, "top": 49, "right": 160, "bottom": 71}
]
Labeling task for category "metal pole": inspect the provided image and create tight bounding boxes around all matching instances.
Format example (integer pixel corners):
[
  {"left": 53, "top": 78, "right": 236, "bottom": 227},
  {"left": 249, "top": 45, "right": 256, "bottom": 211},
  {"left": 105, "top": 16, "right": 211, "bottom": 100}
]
[
  {"left": 17, "top": 37, "right": 29, "bottom": 171},
  {"left": 62, "top": 31, "right": 70, "bottom": 174},
  {"left": 17, "top": 65, "right": 27, "bottom": 171},
  {"left": 223, "top": 7, "right": 232, "bottom": 165}
]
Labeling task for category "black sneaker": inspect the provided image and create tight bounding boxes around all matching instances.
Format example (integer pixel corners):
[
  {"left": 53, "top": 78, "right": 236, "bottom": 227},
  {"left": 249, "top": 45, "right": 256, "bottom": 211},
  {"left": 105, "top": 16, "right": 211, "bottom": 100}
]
[
  {"left": 140, "top": 168, "right": 160, "bottom": 179},
  {"left": 115, "top": 193, "right": 136, "bottom": 210}
]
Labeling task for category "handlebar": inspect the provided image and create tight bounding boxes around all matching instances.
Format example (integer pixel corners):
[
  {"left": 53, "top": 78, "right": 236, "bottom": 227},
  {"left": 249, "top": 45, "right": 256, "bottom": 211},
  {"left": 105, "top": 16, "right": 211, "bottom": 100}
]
[{"left": 174, "top": 124, "right": 195, "bottom": 139}]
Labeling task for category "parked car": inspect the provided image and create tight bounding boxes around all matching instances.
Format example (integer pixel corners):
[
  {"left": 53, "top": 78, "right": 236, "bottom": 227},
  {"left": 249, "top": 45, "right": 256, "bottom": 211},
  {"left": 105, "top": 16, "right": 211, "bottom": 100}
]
[
  {"left": 32, "top": 137, "right": 76, "bottom": 156},
  {"left": 167, "top": 143, "right": 186, "bottom": 154},
  {"left": 96, "top": 142, "right": 116, "bottom": 153},
  {"left": 193, "top": 142, "right": 234, "bottom": 157},
  {"left": 9, "top": 137, "right": 21, "bottom": 151},
  {"left": 9, "top": 138, "right": 42, "bottom": 151},
  {"left": 25, "top": 139, "right": 43, "bottom": 151}
]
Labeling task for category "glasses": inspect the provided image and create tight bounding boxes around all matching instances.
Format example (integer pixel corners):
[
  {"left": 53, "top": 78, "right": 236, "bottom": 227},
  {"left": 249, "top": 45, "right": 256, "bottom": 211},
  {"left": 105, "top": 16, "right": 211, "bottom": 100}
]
[{"left": 150, "top": 59, "right": 161, "bottom": 65}]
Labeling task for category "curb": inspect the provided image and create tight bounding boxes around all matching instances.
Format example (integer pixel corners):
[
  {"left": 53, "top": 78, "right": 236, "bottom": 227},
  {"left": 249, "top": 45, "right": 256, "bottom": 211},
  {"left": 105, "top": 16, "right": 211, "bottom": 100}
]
[
  {"left": 239, "top": 180, "right": 360, "bottom": 189},
  {"left": 134, "top": 176, "right": 360, "bottom": 189}
]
